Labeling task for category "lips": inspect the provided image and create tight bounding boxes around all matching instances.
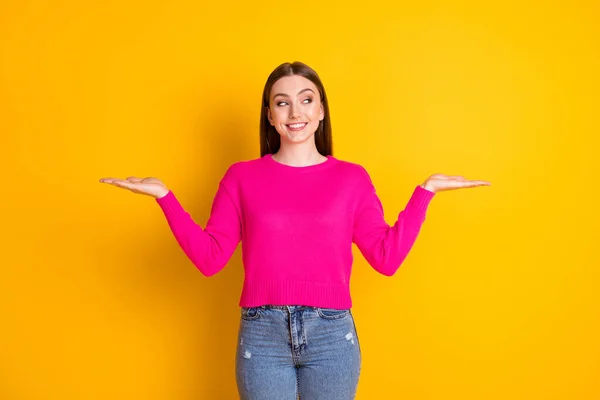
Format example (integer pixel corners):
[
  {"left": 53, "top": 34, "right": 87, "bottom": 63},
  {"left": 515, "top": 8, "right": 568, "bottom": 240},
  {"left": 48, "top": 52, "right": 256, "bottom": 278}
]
[{"left": 286, "top": 122, "right": 307, "bottom": 130}]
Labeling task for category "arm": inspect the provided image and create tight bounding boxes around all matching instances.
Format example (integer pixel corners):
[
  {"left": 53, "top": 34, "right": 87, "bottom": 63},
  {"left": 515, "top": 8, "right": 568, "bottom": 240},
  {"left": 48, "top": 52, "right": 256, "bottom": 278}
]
[
  {"left": 352, "top": 170, "right": 435, "bottom": 277},
  {"left": 155, "top": 177, "right": 242, "bottom": 277}
]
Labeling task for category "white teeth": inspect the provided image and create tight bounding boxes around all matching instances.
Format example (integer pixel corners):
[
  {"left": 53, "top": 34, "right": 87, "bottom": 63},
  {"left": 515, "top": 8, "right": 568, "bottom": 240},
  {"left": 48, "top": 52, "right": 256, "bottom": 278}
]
[{"left": 288, "top": 123, "right": 306, "bottom": 128}]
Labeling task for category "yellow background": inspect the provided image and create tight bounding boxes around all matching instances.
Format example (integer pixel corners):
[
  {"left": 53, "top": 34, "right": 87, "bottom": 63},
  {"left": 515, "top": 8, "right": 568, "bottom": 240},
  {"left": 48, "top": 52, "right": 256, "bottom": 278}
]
[{"left": 1, "top": 0, "right": 598, "bottom": 398}]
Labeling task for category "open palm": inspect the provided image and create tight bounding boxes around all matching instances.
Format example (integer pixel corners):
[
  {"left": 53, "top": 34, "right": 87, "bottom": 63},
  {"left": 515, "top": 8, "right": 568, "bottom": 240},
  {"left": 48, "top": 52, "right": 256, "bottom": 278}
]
[
  {"left": 421, "top": 174, "right": 491, "bottom": 193},
  {"left": 99, "top": 176, "right": 170, "bottom": 198}
]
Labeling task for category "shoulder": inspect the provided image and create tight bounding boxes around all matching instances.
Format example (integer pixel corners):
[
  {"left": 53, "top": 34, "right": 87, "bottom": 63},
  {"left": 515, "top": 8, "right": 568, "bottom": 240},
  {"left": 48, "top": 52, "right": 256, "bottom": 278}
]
[
  {"left": 332, "top": 157, "right": 373, "bottom": 183},
  {"left": 220, "top": 156, "right": 264, "bottom": 182}
]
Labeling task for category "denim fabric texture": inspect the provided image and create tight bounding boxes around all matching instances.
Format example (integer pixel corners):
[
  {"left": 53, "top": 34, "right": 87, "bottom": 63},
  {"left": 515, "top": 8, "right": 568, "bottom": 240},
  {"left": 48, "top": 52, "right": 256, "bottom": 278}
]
[{"left": 236, "top": 305, "right": 362, "bottom": 400}]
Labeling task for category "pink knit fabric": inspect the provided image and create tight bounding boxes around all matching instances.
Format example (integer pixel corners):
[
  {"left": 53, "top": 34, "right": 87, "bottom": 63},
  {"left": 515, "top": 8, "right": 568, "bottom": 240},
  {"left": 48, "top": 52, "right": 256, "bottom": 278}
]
[{"left": 155, "top": 153, "right": 435, "bottom": 308}]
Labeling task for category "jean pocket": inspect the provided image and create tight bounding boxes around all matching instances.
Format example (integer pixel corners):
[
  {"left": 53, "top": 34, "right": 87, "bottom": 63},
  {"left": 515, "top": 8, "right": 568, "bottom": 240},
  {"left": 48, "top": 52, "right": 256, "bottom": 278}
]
[
  {"left": 241, "top": 307, "right": 261, "bottom": 321},
  {"left": 317, "top": 307, "right": 350, "bottom": 320}
]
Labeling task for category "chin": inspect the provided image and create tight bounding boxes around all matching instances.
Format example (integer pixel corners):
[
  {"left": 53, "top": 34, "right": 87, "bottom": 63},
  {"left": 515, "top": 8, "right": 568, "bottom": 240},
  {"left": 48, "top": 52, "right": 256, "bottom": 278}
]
[{"left": 285, "top": 133, "right": 315, "bottom": 143}]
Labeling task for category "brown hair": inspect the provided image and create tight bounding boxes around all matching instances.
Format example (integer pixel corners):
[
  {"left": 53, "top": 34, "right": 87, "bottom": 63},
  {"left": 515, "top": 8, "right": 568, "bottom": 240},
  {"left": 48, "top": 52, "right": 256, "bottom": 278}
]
[{"left": 259, "top": 61, "right": 333, "bottom": 157}]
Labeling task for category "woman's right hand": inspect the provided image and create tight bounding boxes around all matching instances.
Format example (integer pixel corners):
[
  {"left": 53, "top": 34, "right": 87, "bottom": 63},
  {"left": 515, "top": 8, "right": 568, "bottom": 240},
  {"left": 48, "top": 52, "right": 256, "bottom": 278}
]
[{"left": 99, "top": 176, "right": 170, "bottom": 199}]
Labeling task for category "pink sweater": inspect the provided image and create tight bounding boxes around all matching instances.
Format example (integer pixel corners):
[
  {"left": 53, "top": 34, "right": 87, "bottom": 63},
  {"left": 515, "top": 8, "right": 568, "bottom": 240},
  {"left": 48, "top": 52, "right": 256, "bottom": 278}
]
[{"left": 155, "top": 153, "right": 435, "bottom": 309}]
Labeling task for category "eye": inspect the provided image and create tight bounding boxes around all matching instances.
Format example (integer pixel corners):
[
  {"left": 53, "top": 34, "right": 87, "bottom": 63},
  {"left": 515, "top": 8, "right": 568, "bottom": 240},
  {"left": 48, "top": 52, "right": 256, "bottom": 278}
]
[{"left": 275, "top": 98, "right": 312, "bottom": 107}]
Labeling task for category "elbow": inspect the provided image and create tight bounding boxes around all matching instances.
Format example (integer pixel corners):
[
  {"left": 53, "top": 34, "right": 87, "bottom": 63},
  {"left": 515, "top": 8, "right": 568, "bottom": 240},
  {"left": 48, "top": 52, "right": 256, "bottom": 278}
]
[
  {"left": 182, "top": 242, "right": 229, "bottom": 277},
  {"left": 371, "top": 253, "right": 408, "bottom": 277},
  {"left": 376, "top": 262, "right": 401, "bottom": 277},
  {"left": 192, "top": 257, "right": 226, "bottom": 278},
  {"left": 382, "top": 268, "right": 398, "bottom": 277},
  {"left": 198, "top": 267, "right": 218, "bottom": 277}
]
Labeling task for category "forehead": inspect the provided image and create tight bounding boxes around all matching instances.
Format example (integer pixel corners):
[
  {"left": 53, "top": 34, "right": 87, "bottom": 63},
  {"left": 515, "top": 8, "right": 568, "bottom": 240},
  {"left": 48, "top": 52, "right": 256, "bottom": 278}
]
[{"left": 271, "top": 75, "right": 318, "bottom": 98}]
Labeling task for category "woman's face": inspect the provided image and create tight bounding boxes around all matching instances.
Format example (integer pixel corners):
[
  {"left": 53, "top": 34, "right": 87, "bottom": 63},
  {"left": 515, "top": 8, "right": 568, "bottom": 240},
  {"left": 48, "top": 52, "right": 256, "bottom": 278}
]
[{"left": 267, "top": 75, "right": 324, "bottom": 146}]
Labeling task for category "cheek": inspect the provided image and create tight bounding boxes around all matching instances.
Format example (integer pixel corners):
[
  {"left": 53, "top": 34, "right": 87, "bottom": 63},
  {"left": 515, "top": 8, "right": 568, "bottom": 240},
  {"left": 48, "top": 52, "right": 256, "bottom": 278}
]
[
  {"left": 270, "top": 111, "right": 285, "bottom": 124},
  {"left": 310, "top": 105, "right": 322, "bottom": 120}
]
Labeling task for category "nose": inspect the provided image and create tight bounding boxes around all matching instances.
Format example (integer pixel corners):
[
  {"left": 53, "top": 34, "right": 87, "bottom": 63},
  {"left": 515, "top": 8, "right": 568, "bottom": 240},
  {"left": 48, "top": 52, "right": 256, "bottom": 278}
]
[{"left": 289, "top": 103, "right": 301, "bottom": 119}]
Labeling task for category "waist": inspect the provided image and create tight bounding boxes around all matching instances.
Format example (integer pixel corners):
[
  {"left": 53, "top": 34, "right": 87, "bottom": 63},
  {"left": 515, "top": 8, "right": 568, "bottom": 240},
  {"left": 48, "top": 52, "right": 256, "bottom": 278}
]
[{"left": 239, "top": 279, "right": 353, "bottom": 309}]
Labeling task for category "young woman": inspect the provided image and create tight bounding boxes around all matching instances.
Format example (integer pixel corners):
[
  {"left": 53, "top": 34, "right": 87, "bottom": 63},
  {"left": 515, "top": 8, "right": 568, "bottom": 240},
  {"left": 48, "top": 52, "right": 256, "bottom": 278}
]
[{"left": 100, "top": 61, "right": 490, "bottom": 400}]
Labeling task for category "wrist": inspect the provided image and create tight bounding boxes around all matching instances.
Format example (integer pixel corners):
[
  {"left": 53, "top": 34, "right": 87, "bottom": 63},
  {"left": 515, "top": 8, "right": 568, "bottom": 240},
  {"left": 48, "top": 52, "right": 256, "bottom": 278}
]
[
  {"left": 155, "top": 188, "right": 170, "bottom": 199},
  {"left": 420, "top": 183, "right": 435, "bottom": 193}
]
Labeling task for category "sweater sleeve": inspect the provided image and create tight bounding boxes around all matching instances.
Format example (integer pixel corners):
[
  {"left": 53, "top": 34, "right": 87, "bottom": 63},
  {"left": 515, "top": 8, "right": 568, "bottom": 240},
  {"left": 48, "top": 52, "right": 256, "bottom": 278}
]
[
  {"left": 352, "top": 168, "right": 435, "bottom": 276},
  {"left": 154, "top": 168, "right": 242, "bottom": 277}
]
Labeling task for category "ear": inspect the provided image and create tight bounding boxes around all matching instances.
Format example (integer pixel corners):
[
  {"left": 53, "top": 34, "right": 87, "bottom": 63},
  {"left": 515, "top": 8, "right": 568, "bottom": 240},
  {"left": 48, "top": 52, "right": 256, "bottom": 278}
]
[
  {"left": 267, "top": 107, "right": 274, "bottom": 126},
  {"left": 319, "top": 103, "right": 325, "bottom": 121}
]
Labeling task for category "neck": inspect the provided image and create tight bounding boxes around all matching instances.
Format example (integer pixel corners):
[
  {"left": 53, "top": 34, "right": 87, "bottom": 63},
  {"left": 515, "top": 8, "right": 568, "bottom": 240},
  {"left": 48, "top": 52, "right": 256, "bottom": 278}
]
[{"left": 272, "top": 142, "right": 326, "bottom": 167}]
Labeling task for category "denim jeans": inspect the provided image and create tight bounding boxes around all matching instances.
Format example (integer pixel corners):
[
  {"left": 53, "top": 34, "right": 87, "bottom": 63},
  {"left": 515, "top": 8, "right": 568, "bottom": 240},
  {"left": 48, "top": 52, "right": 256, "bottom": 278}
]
[{"left": 235, "top": 305, "right": 362, "bottom": 400}]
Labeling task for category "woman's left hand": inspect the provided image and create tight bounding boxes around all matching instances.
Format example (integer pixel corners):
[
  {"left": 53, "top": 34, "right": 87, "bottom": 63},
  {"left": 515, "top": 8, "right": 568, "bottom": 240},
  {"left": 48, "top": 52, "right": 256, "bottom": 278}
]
[{"left": 420, "top": 174, "right": 491, "bottom": 193}]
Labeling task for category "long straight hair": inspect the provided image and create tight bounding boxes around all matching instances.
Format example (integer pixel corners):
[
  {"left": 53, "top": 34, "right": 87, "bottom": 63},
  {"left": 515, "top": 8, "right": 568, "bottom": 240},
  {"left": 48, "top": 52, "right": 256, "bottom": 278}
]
[{"left": 259, "top": 62, "right": 333, "bottom": 157}]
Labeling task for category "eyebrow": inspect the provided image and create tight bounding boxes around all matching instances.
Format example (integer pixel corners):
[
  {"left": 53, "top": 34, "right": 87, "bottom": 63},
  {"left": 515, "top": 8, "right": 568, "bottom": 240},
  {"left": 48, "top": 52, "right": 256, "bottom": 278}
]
[{"left": 272, "top": 88, "right": 315, "bottom": 100}]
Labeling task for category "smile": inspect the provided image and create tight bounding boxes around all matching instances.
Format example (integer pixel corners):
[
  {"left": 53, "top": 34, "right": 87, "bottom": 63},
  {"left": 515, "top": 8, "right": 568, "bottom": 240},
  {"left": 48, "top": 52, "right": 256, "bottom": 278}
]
[{"left": 286, "top": 123, "right": 307, "bottom": 131}]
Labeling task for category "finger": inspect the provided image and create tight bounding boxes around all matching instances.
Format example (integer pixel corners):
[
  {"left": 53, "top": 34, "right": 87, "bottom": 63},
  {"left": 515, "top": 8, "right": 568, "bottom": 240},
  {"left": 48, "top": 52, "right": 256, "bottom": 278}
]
[
  {"left": 437, "top": 175, "right": 466, "bottom": 180},
  {"left": 99, "top": 177, "right": 120, "bottom": 183},
  {"left": 430, "top": 173, "right": 447, "bottom": 179},
  {"left": 111, "top": 180, "right": 137, "bottom": 190},
  {"left": 126, "top": 176, "right": 144, "bottom": 183},
  {"left": 440, "top": 180, "right": 478, "bottom": 188},
  {"left": 469, "top": 180, "right": 491, "bottom": 185},
  {"left": 460, "top": 180, "right": 490, "bottom": 187}
]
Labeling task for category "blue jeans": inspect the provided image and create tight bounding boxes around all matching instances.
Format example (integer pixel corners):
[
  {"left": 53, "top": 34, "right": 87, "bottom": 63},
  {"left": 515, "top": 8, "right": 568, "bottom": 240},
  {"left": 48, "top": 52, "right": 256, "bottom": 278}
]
[{"left": 235, "top": 305, "right": 362, "bottom": 400}]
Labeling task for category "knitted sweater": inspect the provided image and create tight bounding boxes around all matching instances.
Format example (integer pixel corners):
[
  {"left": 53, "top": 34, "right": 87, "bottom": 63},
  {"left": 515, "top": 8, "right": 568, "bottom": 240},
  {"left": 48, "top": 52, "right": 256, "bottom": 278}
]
[{"left": 155, "top": 153, "right": 435, "bottom": 309}]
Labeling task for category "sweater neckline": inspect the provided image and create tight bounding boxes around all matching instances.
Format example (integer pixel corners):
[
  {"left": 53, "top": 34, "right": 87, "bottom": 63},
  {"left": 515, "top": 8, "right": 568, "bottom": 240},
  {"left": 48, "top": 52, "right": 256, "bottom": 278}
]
[{"left": 263, "top": 153, "right": 336, "bottom": 171}]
